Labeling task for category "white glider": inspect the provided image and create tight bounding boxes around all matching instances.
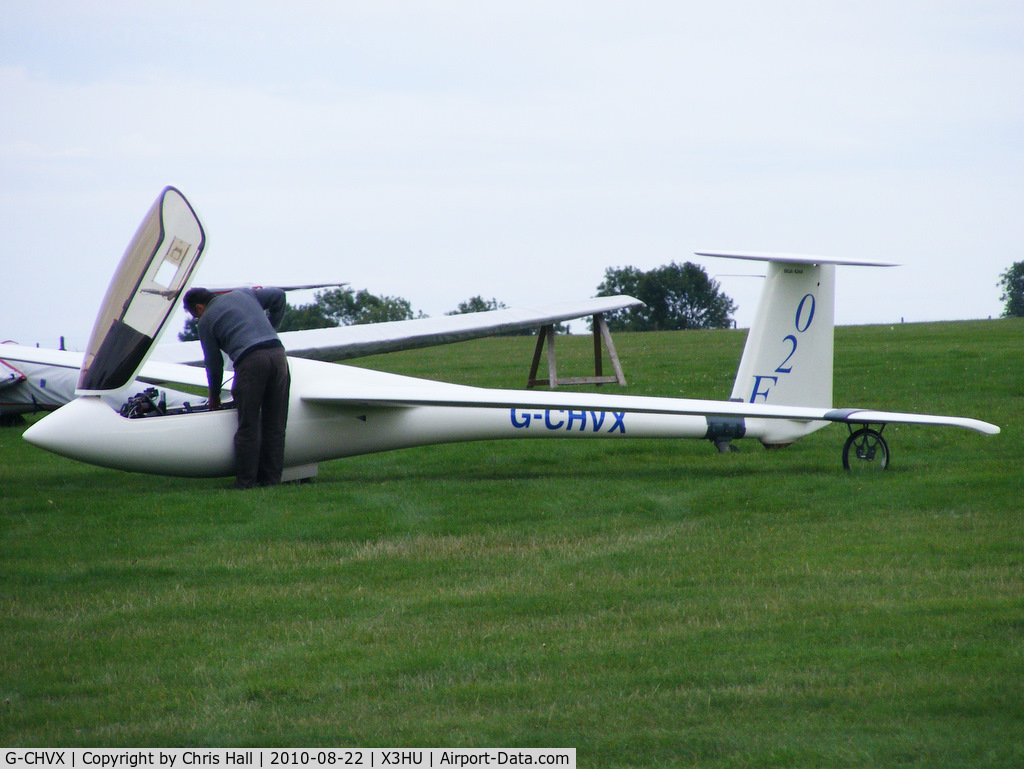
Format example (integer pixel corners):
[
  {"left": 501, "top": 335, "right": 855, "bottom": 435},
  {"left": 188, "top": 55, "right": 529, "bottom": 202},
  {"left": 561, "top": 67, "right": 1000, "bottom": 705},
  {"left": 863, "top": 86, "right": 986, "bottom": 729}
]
[{"left": 15, "top": 188, "right": 999, "bottom": 479}]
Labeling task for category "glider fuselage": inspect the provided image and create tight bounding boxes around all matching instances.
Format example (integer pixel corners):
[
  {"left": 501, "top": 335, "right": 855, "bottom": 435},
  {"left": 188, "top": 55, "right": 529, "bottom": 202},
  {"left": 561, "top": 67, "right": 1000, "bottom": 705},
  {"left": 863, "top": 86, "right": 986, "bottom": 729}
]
[{"left": 25, "top": 356, "right": 798, "bottom": 479}]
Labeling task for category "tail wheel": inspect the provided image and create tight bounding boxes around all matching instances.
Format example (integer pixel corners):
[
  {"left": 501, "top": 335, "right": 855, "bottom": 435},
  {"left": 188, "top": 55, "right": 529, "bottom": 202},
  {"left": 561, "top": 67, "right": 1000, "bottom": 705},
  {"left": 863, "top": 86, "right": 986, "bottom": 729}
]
[{"left": 842, "top": 427, "right": 889, "bottom": 471}]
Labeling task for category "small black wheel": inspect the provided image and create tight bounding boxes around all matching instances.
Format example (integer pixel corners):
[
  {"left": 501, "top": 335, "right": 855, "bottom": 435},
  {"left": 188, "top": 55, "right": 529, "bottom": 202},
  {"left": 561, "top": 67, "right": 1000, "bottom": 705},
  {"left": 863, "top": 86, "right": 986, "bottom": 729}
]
[{"left": 842, "top": 427, "right": 889, "bottom": 471}]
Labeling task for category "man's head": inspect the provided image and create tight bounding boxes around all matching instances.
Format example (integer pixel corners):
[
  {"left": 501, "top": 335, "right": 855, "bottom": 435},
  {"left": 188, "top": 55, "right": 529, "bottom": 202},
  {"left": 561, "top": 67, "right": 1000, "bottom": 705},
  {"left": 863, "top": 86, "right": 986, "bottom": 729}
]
[{"left": 183, "top": 287, "right": 216, "bottom": 318}]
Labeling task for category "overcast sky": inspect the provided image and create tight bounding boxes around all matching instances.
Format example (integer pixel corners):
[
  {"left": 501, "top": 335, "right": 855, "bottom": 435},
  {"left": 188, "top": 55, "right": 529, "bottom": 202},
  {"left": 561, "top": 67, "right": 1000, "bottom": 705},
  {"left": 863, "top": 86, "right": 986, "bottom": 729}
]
[{"left": 3, "top": 1, "right": 1022, "bottom": 350}]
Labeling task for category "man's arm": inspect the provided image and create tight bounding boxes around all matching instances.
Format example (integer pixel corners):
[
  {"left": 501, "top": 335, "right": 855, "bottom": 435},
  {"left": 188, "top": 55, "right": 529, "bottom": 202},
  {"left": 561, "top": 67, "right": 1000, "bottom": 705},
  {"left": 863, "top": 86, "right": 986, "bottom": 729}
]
[
  {"left": 256, "top": 288, "right": 288, "bottom": 329},
  {"left": 198, "top": 322, "right": 224, "bottom": 409}
]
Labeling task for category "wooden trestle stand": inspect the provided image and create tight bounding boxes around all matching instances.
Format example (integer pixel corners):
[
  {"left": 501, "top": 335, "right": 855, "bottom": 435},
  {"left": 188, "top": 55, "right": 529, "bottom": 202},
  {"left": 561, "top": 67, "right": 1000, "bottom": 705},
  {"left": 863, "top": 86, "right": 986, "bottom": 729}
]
[{"left": 526, "top": 312, "right": 626, "bottom": 389}]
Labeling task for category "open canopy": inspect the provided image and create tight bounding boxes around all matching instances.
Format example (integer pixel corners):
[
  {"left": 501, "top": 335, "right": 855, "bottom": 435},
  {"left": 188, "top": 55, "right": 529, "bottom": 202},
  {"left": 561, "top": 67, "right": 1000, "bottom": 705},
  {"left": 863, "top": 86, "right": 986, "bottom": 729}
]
[{"left": 77, "top": 187, "right": 206, "bottom": 394}]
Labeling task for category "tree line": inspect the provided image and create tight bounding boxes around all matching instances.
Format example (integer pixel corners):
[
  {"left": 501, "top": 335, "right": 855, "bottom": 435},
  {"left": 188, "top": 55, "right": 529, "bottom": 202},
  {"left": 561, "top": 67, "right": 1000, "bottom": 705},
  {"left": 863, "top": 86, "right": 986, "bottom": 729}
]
[{"left": 178, "top": 261, "right": 737, "bottom": 341}]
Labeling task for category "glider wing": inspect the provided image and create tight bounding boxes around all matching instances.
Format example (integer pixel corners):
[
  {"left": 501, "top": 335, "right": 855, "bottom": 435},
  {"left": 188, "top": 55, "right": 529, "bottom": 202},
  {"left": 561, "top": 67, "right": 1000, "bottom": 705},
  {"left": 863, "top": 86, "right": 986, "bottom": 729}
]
[
  {"left": 153, "top": 295, "right": 642, "bottom": 364},
  {"left": 298, "top": 365, "right": 999, "bottom": 435}
]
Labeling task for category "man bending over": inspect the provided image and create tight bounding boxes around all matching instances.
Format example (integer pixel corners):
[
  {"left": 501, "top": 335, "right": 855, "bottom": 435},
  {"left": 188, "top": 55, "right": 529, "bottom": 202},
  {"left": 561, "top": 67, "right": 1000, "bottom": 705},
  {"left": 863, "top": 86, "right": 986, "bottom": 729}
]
[{"left": 183, "top": 287, "right": 290, "bottom": 489}]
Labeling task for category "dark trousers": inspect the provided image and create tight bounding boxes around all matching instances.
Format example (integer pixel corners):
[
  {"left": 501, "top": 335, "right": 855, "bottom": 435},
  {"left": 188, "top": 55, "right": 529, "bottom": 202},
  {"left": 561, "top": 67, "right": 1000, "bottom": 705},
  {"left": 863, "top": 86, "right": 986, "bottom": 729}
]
[{"left": 231, "top": 346, "right": 290, "bottom": 488}]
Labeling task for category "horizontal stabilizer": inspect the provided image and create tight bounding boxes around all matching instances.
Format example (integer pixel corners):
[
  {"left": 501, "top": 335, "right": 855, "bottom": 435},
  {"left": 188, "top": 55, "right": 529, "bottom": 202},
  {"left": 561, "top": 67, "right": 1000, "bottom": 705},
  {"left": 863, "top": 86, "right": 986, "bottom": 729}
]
[{"left": 695, "top": 251, "right": 898, "bottom": 267}]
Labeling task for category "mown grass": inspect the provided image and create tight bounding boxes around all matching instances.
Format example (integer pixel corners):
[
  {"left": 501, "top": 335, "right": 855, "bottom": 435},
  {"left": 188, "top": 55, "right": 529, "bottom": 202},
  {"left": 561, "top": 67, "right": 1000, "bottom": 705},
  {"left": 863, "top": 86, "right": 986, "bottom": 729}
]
[{"left": 2, "top": 319, "right": 1022, "bottom": 766}]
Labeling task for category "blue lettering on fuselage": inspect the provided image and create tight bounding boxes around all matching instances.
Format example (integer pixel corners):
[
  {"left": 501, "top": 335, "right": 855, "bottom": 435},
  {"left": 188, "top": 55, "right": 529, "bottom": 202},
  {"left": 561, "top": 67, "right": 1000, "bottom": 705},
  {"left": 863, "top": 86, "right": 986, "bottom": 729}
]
[
  {"left": 511, "top": 409, "right": 626, "bottom": 434},
  {"left": 566, "top": 410, "right": 587, "bottom": 430}
]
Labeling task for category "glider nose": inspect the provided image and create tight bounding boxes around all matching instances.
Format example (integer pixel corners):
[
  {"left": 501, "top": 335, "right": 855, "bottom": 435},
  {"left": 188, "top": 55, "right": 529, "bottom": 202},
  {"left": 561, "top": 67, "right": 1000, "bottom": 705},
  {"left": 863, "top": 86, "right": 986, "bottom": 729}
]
[
  {"left": 23, "top": 394, "right": 237, "bottom": 477},
  {"left": 23, "top": 396, "right": 113, "bottom": 461}
]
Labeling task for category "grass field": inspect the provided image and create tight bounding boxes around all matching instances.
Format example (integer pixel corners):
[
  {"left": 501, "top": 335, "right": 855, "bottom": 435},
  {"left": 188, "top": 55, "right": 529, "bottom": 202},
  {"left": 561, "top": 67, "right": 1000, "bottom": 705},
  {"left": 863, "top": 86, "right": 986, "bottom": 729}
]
[{"left": 2, "top": 319, "right": 1022, "bottom": 766}]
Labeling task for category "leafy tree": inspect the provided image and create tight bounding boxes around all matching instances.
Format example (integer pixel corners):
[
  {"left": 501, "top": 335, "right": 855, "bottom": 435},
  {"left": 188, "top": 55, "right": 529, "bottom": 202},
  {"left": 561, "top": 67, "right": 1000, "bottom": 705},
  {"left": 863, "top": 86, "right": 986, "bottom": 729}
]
[
  {"left": 278, "top": 302, "right": 335, "bottom": 332},
  {"left": 445, "top": 296, "right": 552, "bottom": 335},
  {"left": 314, "top": 287, "right": 417, "bottom": 325},
  {"left": 596, "top": 261, "right": 736, "bottom": 331},
  {"left": 998, "top": 261, "right": 1024, "bottom": 318},
  {"left": 447, "top": 296, "right": 507, "bottom": 315}
]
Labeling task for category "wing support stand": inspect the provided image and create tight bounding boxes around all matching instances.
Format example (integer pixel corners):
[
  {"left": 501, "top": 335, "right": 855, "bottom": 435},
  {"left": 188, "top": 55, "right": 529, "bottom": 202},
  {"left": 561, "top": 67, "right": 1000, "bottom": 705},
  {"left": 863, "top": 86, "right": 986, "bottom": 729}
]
[
  {"left": 842, "top": 424, "right": 890, "bottom": 471},
  {"left": 526, "top": 313, "right": 626, "bottom": 389}
]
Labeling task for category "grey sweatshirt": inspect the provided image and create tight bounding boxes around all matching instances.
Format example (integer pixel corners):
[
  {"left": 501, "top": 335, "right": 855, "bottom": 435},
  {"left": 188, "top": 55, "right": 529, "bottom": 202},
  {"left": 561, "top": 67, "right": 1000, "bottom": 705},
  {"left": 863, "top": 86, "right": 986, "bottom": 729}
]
[{"left": 197, "top": 288, "right": 287, "bottom": 394}]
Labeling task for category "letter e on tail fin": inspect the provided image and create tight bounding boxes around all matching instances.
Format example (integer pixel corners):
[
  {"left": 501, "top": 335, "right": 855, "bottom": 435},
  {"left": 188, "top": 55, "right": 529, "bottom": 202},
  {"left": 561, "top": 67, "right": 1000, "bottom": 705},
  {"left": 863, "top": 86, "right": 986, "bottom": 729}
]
[{"left": 731, "top": 260, "right": 835, "bottom": 408}]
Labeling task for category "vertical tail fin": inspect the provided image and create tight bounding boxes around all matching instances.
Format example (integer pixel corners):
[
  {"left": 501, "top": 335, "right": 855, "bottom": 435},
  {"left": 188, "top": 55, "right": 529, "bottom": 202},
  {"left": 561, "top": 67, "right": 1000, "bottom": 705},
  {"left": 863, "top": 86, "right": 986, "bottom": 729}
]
[
  {"left": 731, "top": 258, "right": 836, "bottom": 408},
  {"left": 697, "top": 252, "right": 896, "bottom": 412}
]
